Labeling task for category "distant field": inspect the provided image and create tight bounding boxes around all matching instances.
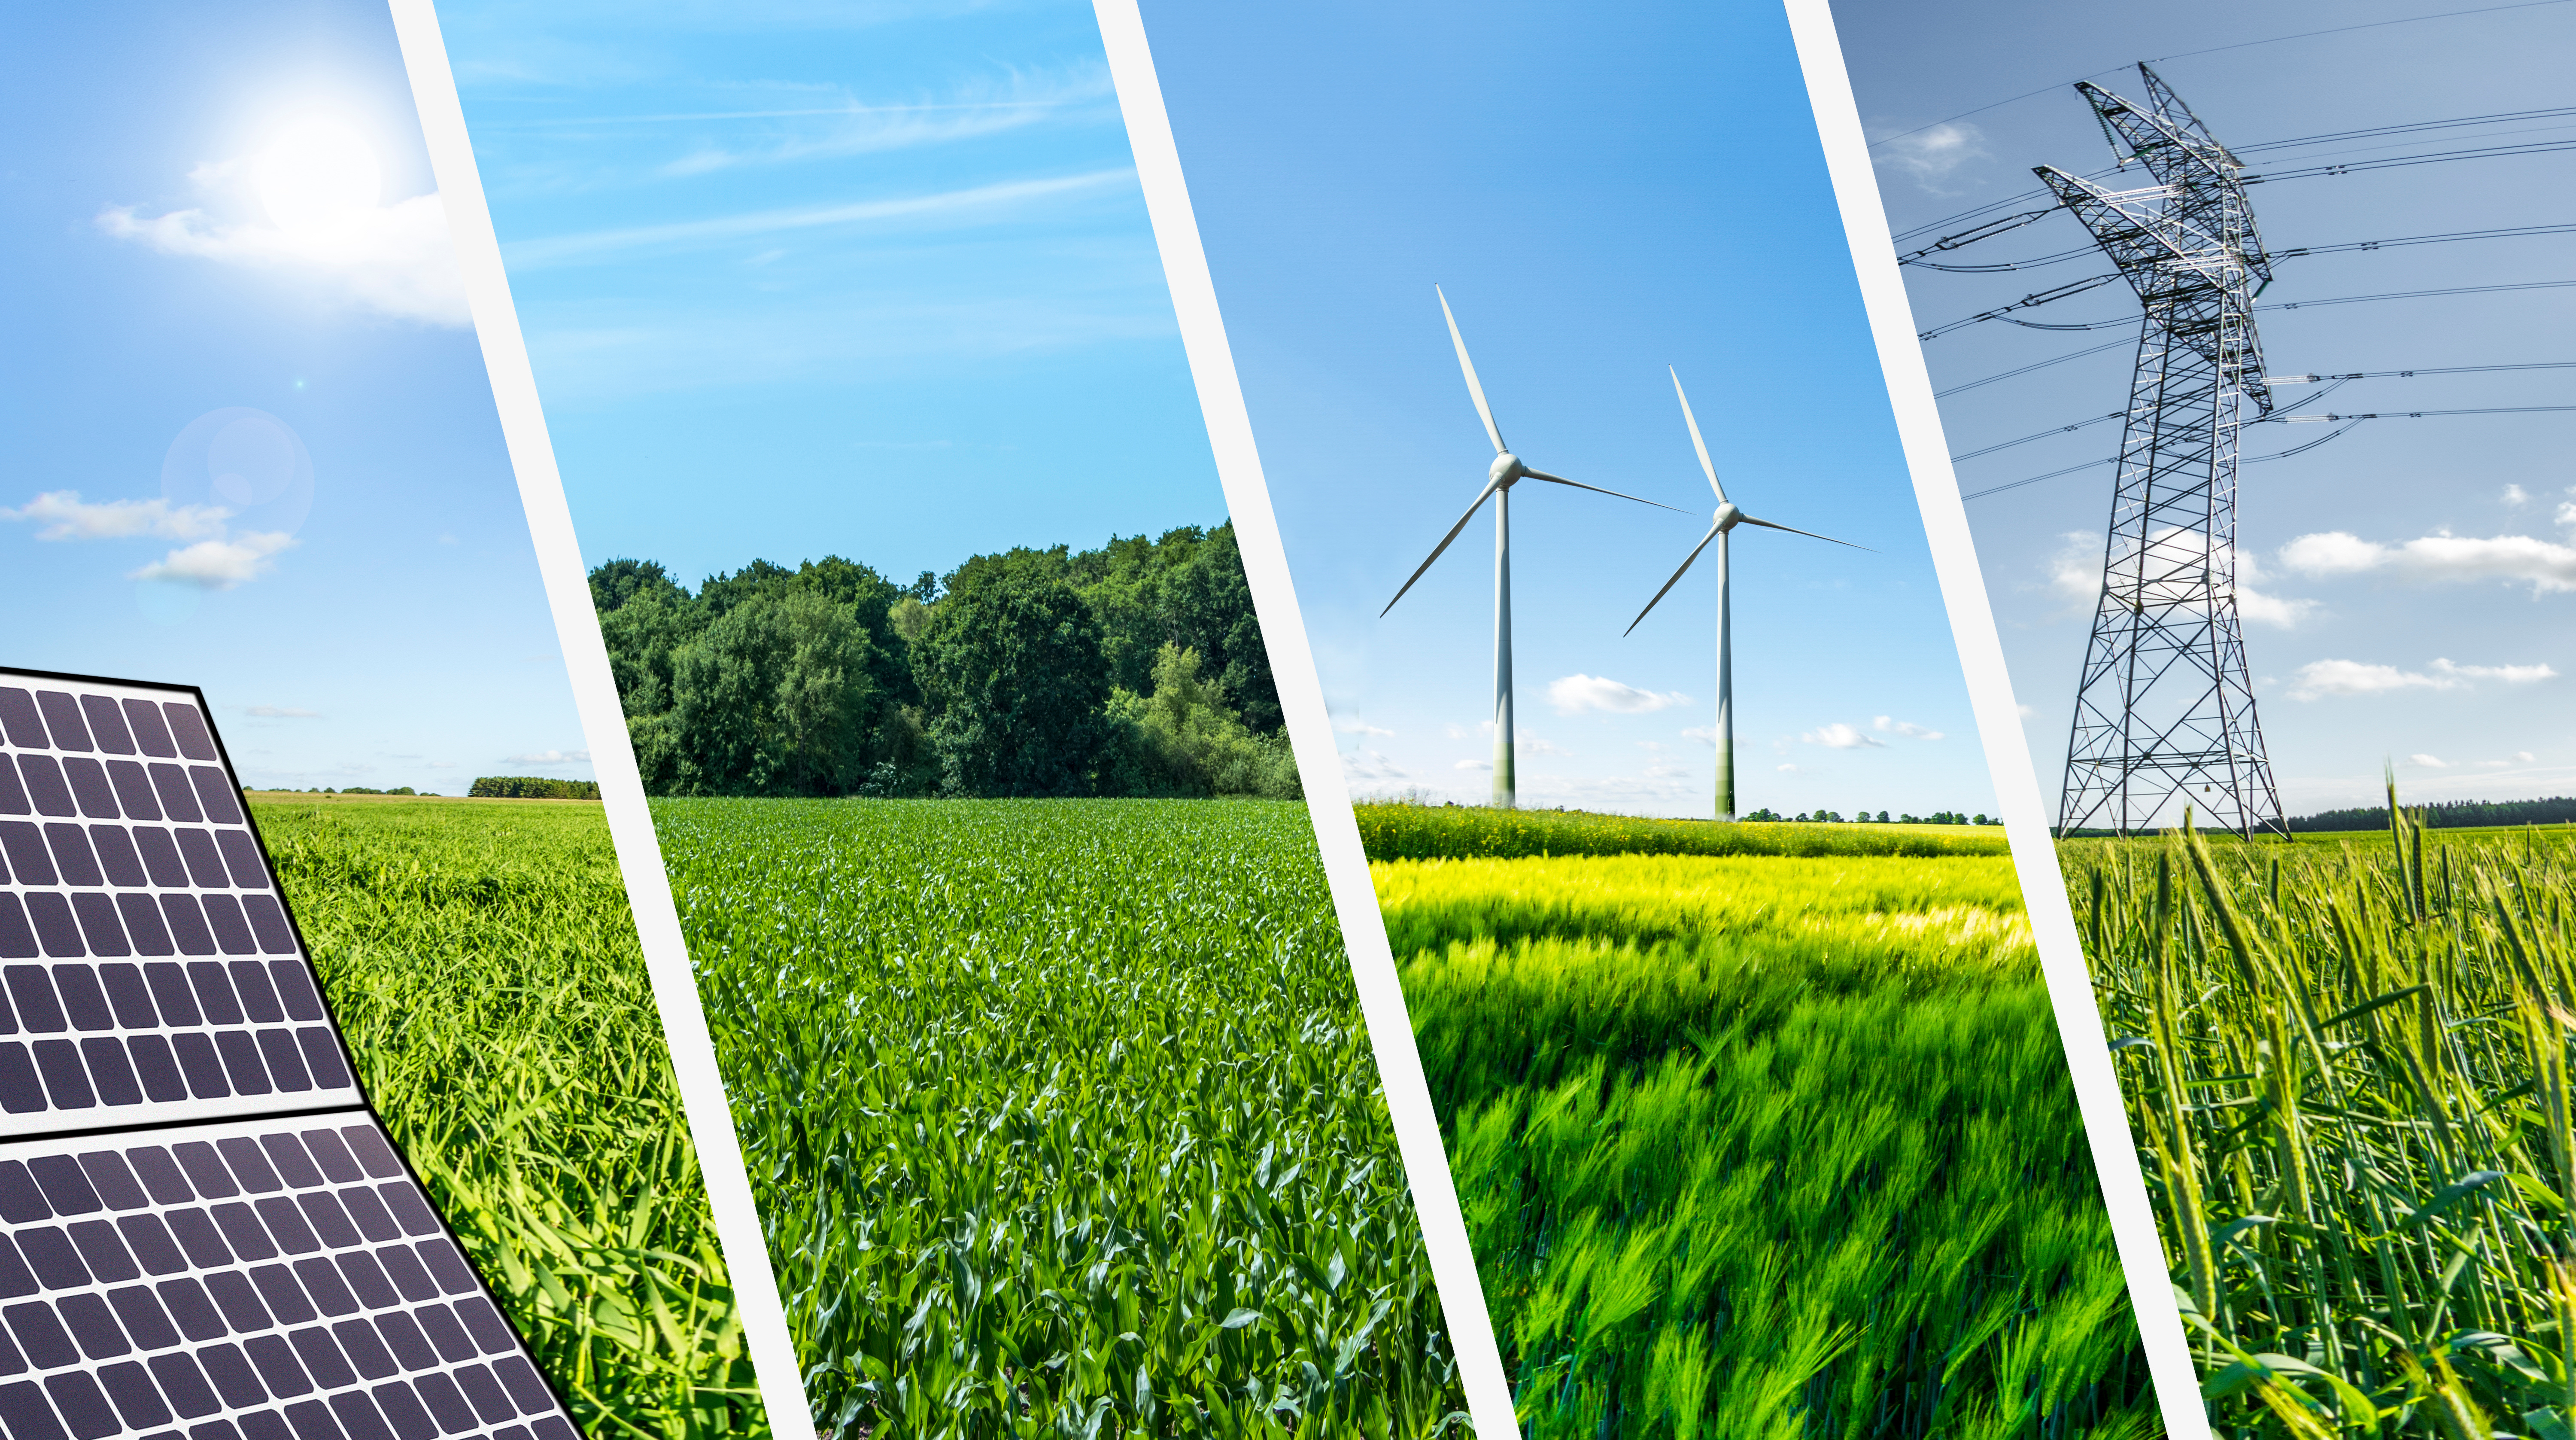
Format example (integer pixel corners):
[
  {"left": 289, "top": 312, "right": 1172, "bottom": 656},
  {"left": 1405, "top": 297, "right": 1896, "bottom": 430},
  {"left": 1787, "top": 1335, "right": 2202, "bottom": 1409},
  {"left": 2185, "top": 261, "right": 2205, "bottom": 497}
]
[
  {"left": 1378, "top": 807, "right": 2151, "bottom": 1437},
  {"left": 2064, "top": 820, "right": 2576, "bottom": 1434},
  {"left": 253, "top": 797, "right": 763, "bottom": 1440},
  {"left": 1355, "top": 802, "right": 2011, "bottom": 862},
  {"left": 656, "top": 797, "right": 1469, "bottom": 1438}
]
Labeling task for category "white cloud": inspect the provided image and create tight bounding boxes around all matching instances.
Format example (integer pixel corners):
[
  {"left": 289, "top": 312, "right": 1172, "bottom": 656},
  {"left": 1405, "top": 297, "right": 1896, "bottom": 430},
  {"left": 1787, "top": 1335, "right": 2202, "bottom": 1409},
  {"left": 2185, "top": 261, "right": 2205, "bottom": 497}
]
[
  {"left": 506, "top": 749, "right": 592, "bottom": 764},
  {"left": 1454, "top": 759, "right": 1491, "bottom": 772},
  {"left": 2286, "top": 656, "right": 2556, "bottom": 700},
  {"left": 2519, "top": 750, "right": 2538, "bottom": 761},
  {"left": 1519, "top": 734, "right": 1571, "bottom": 757},
  {"left": 2045, "top": 531, "right": 2318, "bottom": 628},
  {"left": 2, "top": 492, "right": 231, "bottom": 542},
  {"left": 130, "top": 532, "right": 296, "bottom": 589},
  {"left": 1873, "top": 122, "right": 1992, "bottom": 192},
  {"left": 1680, "top": 726, "right": 1718, "bottom": 747},
  {"left": 2410, "top": 754, "right": 2452, "bottom": 768},
  {"left": 2016, "top": 703, "right": 2036, "bottom": 718},
  {"left": 1873, "top": 715, "right": 1945, "bottom": 741},
  {"left": 1801, "top": 723, "right": 1886, "bottom": 750},
  {"left": 1775, "top": 763, "right": 1801, "bottom": 773},
  {"left": 2558, "top": 501, "right": 2576, "bottom": 530},
  {"left": 1548, "top": 674, "right": 1687, "bottom": 715},
  {"left": 2505, "top": 484, "right": 2531, "bottom": 505},
  {"left": 243, "top": 706, "right": 319, "bottom": 718},
  {"left": 2278, "top": 529, "right": 2576, "bottom": 595},
  {"left": 1333, "top": 715, "right": 1394, "bottom": 737},
  {"left": 656, "top": 67, "right": 1115, "bottom": 177},
  {"left": 100, "top": 192, "right": 468, "bottom": 327}
]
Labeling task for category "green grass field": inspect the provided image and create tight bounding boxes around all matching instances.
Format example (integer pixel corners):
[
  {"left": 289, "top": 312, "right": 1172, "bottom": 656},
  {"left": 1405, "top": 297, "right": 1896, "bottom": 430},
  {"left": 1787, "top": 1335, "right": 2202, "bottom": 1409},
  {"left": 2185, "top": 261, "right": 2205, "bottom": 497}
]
[
  {"left": 653, "top": 797, "right": 1470, "bottom": 1438},
  {"left": 1355, "top": 803, "right": 2011, "bottom": 862},
  {"left": 252, "top": 795, "right": 764, "bottom": 1440},
  {"left": 2066, "top": 816, "right": 2576, "bottom": 1437},
  {"left": 1373, "top": 813, "right": 2155, "bottom": 1438}
]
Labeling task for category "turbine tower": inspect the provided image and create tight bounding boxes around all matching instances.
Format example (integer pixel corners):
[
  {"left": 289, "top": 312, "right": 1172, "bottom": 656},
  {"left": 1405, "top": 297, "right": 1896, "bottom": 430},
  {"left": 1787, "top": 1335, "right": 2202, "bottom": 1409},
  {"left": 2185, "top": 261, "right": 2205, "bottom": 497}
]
[
  {"left": 2041, "top": 66, "right": 2287, "bottom": 839},
  {"left": 1625, "top": 370, "right": 1864, "bottom": 821},
  {"left": 1383, "top": 288, "right": 1677, "bottom": 807}
]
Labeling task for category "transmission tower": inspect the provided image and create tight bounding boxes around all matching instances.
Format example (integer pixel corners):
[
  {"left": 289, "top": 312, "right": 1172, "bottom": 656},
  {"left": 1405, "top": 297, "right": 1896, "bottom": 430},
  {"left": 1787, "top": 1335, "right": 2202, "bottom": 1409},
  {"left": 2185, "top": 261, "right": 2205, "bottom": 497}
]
[{"left": 2040, "top": 66, "right": 2287, "bottom": 839}]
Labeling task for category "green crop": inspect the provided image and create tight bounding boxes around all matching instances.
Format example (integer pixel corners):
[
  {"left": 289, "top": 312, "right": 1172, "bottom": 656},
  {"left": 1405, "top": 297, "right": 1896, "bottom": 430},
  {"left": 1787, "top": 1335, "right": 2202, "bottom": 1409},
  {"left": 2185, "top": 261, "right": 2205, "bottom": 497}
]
[
  {"left": 1384, "top": 846, "right": 2156, "bottom": 1438},
  {"left": 2068, "top": 814, "right": 2576, "bottom": 1436},
  {"left": 655, "top": 797, "right": 1470, "bottom": 1438},
  {"left": 1355, "top": 803, "right": 2011, "bottom": 862},
  {"left": 252, "top": 795, "right": 762, "bottom": 1440}
]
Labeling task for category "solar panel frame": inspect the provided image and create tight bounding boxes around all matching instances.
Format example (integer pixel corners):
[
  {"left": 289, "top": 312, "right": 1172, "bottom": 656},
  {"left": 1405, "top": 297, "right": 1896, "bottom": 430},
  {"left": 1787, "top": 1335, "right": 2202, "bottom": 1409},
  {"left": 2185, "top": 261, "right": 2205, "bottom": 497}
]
[
  {"left": 0, "top": 668, "right": 581, "bottom": 1440},
  {"left": 0, "top": 670, "right": 364, "bottom": 1137}
]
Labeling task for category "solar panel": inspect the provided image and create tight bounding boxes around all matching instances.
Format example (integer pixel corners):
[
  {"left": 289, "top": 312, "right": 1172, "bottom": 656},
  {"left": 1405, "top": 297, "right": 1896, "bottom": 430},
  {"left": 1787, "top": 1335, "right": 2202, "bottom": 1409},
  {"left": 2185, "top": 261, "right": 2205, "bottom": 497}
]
[{"left": 0, "top": 670, "right": 581, "bottom": 1440}]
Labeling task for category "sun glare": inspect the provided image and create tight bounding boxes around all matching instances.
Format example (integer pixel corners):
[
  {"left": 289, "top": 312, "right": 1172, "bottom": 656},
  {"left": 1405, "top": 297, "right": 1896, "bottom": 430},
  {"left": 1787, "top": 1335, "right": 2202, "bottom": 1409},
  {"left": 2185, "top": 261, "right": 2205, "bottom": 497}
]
[{"left": 252, "top": 117, "right": 381, "bottom": 233}]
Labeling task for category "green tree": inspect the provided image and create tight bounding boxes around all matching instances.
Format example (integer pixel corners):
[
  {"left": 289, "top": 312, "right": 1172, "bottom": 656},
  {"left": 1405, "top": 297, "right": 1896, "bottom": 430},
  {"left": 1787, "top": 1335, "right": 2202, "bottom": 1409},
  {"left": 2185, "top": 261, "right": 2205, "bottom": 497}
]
[
  {"left": 669, "top": 591, "right": 881, "bottom": 795},
  {"left": 913, "top": 563, "right": 1111, "bottom": 796},
  {"left": 589, "top": 557, "right": 686, "bottom": 614},
  {"left": 1104, "top": 644, "right": 1301, "bottom": 799}
]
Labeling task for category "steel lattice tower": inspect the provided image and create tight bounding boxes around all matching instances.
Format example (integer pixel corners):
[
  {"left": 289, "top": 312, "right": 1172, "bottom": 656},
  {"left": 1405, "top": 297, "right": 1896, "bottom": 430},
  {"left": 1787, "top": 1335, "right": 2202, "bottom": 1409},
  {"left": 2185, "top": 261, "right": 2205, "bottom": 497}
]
[{"left": 2039, "top": 66, "right": 2287, "bottom": 839}]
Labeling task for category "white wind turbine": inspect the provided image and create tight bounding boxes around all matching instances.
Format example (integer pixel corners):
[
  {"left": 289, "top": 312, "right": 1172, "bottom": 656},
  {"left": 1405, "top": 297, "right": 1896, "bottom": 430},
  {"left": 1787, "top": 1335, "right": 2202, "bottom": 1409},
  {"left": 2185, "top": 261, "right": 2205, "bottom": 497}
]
[
  {"left": 1626, "top": 368, "right": 1868, "bottom": 821},
  {"left": 1382, "top": 288, "right": 1681, "bottom": 808}
]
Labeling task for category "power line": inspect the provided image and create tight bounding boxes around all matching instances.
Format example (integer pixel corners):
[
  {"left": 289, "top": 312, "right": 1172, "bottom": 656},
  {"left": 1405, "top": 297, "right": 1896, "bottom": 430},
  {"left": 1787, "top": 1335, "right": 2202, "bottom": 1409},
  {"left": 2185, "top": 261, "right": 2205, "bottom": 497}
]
[
  {"left": 1934, "top": 339, "right": 2132, "bottom": 398},
  {"left": 2248, "top": 136, "right": 2576, "bottom": 182},
  {"left": 1949, "top": 364, "right": 2576, "bottom": 464},
  {"left": 1868, "top": 0, "right": 2576, "bottom": 155},
  {"left": 1959, "top": 404, "right": 2576, "bottom": 500},
  {"left": 1908, "top": 218, "right": 2576, "bottom": 274},
  {"left": 1922, "top": 278, "right": 2576, "bottom": 339},
  {"left": 1893, "top": 104, "right": 2576, "bottom": 244}
]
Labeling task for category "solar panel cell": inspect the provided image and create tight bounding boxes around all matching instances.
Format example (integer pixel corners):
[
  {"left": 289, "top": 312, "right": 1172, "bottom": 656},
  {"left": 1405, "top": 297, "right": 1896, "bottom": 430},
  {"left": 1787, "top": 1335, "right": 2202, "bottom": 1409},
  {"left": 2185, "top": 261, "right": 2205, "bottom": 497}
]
[
  {"left": 78, "top": 704, "right": 134, "bottom": 761},
  {"left": 0, "top": 694, "right": 47, "bottom": 751},
  {"left": 20, "top": 763, "right": 76, "bottom": 820},
  {"left": 34, "top": 698, "right": 91, "bottom": 755},
  {"left": 117, "top": 707, "right": 172, "bottom": 764},
  {"left": 159, "top": 712, "right": 215, "bottom": 766}
]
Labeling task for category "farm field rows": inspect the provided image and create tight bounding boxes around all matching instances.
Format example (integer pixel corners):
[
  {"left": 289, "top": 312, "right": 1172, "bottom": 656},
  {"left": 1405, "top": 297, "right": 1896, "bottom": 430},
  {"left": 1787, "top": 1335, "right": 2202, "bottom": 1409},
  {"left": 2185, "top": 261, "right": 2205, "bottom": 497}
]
[
  {"left": 656, "top": 797, "right": 1468, "bottom": 1437},
  {"left": 1373, "top": 813, "right": 2154, "bottom": 1438},
  {"left": 252, "top": 796, "right": 761, "bottom": 1440},
  {"left": 2067, "top": 818, "right": 2576, "bottom": 1437}
]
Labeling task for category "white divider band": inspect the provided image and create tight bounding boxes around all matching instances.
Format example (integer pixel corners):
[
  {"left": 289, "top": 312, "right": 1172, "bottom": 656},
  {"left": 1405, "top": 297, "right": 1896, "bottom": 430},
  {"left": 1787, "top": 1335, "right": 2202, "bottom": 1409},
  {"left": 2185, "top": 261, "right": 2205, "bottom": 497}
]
[
  {"left": 1087, "top": 3, "right": 1521, "bottom": 1435},
  {"left": 1776, "top": 3, "right": 2211, "bottom": 1435},
  {"left": 379, "top": 6, "right": 819, "bottom": 1437}
]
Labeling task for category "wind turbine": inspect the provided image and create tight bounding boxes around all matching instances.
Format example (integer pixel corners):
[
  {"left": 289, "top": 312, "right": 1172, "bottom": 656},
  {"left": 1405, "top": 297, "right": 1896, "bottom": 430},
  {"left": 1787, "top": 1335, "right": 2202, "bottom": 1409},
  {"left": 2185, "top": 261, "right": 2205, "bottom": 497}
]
[
  {"left": 1626, "top": 368, "right": 1868, "bottom": 821},
  {"left": 1382, "top": 288, "right": 1680, "bottom": 808}
]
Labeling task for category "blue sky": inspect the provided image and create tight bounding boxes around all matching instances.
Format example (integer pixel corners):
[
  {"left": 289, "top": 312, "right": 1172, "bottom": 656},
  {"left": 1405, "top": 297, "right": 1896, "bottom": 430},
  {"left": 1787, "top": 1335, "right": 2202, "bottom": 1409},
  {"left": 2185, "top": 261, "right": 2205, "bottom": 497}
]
[
  {"left": 0, "top": 1, "right": 588, "bottom": 793},
  {"left": 1142, "top": 2, "right": 1999, "bottom": 818},
  {"left": 1834, "top": 0, "right": 2576, "bottom": 816},
  {"left": 434, "top": 0, "right": 1222, "bottom": 591}
]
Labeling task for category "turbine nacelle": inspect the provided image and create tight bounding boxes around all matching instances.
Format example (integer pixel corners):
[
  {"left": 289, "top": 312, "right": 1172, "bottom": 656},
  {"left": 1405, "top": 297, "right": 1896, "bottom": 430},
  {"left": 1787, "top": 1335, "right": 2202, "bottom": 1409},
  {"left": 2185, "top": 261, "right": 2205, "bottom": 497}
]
[
  {"left": 1490, "top": 451, "right": 1528, "bottom": 487},
  {"left": 1713, "top": 500, "right": 1743, "bottom": 533}
]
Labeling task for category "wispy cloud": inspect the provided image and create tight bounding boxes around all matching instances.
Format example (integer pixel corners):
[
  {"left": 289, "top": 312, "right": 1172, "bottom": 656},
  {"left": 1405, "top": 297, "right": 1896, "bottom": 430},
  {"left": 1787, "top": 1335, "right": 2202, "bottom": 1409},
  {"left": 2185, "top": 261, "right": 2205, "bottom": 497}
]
[
  {"left": 130, "top": 533, "right": 297, "bottom": 590},
  {"left": 2, "top": 492, "right": 231, "bottom": 542},
  {"left": 1801, "top": 722, "right": 1886, "bottom": 750},
  {"left": 2409, "top": 753, "right": 2452, "bottom": 768},
  {"left": 2287, "top": 656, "right": 2557, "bottom": 700},
  {"left": 1548, "top": 674, "right": 1687, "bottom": 715},
  {"left": 1341, "top": 749, "right": 1410, "bottom": 782},
  {"left": 1333, "top": 715, "right": 1394, "bottom": 737},
  {"left": 506, "top": 749, "right": 593, "bottom": 764},
  {"left": 1871, "top": 121, "right": 1992, "bottom": 194},
  {"left": 1874, "top": 716, "right": 1944, "bottom": 741},
  {"left": 655, "top": 66, "right": 1116, "bottom": 176},
  {"left": 504, "top": 170, "right": 1132, "bottom": 268}
]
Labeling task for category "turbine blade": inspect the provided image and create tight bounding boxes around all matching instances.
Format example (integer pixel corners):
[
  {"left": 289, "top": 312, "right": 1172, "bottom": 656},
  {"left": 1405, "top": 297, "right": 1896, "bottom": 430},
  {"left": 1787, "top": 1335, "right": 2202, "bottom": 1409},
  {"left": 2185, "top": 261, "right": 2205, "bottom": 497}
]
[
  {"left": 1671, "top": 367, "right": 1728, "bottom": 506},
  {"left": 1382, "top": 475, "right": 1506, "bottom": 616},
  {"left": 1523, "top": 469, "right": 1689, "bottom": 512},
  {"left": 1437, "top": 285, "right": 1506, "bottom": 454},
  {"left": 1738, "top": 515, "right": 1875, "bottom": 551},
  {"left": 1624, "top": 522, "right": 1724, "bottom": 636}
]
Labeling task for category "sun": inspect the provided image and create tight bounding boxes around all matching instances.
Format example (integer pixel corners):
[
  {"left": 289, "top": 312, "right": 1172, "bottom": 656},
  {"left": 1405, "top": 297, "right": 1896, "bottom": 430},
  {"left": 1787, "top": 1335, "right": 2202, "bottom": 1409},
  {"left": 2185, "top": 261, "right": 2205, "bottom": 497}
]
[{"left": 251, "top": 117, "right": 381, "bottom": 233}]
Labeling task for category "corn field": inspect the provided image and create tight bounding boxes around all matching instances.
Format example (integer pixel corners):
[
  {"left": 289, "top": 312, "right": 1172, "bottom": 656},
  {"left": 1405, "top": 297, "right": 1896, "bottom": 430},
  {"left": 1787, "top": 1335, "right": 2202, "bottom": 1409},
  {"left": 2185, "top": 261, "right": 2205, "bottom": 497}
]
[
  {"left": 659, "top": 798, "right": 1470, "bottom": 1439},
  {"left": 256, "top": 796, "right": 763, "bottom": 1440},
  {"left": 2067, "top": 801, "right": 2576, "bottom": 1437},
  {"left": 1379, "top": 837, "right": 2156, "bottom": 1438}
]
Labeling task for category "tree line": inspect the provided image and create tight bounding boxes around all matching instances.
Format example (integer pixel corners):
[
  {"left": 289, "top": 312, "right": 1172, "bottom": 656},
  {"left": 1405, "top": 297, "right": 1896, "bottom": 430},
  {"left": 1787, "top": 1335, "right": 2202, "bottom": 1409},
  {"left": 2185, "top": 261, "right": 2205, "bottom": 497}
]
[
  {"left": 590, "top": 521, "right": 1297, "bottom": 800},
  {"left": 2288, "top": 795, "right": 2576, "bottom": 832}
]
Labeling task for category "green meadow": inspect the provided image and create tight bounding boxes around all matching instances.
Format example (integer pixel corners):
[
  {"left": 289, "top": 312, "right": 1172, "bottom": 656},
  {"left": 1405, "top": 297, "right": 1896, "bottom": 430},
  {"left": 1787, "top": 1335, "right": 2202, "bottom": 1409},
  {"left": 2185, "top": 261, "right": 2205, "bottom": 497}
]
[
  {"left": 655, "top": 797, "right": 1470, "bottom": 1438},
  {"left": 250, "top": 795, "right": 762, "bottom": 1440},
  {"left": 1373, "top": 807, "right": 2155, "bottom": 1438},
  {"left": 2068, "top": 813, "right": 2576, "bottom": 1437}
]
